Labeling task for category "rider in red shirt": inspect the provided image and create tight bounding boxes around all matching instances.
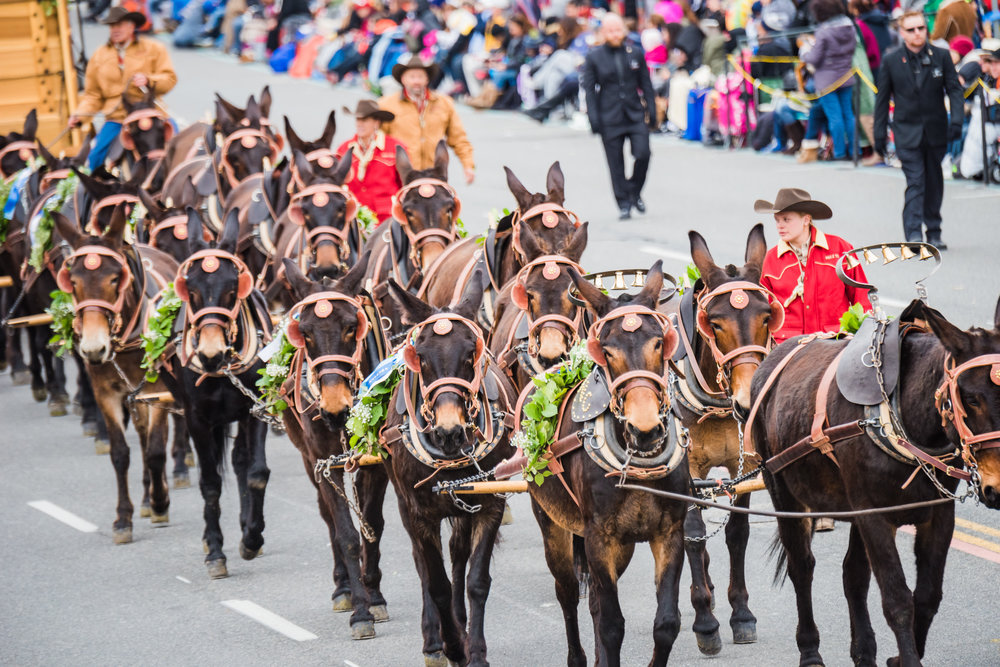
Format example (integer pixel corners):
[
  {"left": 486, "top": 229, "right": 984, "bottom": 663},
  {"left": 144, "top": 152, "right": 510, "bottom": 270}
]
[
  {"left": 756, "top": 188, "right": 871, "bottom": 344},
  {"left": 336, "top": 100, "right": 408, "bottom": 224}
]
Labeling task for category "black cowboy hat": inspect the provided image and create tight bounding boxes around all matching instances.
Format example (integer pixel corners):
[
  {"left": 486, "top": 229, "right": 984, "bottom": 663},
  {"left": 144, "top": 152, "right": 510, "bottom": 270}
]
[
  {"left": 341, "top": 99, "right": 395, "bottom": 123},
  {"left": 391, "top": 54, "right": 441, "bottom": 85},
  {"left": 753, "top": 188, "right": 833, "bottom": 220},
  {"left": 100, "top": 6, "right": 147, "bottom": 26}
]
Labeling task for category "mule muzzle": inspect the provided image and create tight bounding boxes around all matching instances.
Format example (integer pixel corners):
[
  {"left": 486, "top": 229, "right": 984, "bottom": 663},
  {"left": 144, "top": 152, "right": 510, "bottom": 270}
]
[{"left": 79, "top": 311, "right": 113, "bottom": 364}]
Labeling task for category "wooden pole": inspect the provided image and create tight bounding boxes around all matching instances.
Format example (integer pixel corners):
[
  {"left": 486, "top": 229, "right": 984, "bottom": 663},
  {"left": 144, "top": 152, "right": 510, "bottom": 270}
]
[
  {"left": 0, "top": 276, "right": 14, "bottom": 288},
  {"left": 442, "top": 481, "right": 530, "bottom": 494},
  {"left": 135, "top": 392, "right": 175, "bottom": 403},
  {"left": 328, "top": 454, "right": 384, "bottom": 468},
  {"left": 5, "top": 313, "right": 53, "bottom": 328},
  {"left": 55, "top": 0, "right": 80, "bottom": 149}
]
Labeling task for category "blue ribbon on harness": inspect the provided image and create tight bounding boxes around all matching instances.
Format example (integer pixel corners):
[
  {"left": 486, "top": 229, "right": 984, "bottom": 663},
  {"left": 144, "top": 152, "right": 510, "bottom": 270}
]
[
  {"left": 358, "top": 347, "right": 406, "bottom": 398},
  {"left": 3, "top": 166, "right": 33, "bottom": 220}
]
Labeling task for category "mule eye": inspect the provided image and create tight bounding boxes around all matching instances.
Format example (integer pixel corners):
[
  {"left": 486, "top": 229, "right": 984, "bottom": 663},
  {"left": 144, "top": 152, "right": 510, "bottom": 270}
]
[
  {"left": 344, "top": 326, "right": 356, "bottom": 340},
  {"left": 711, "top": 322, "right": 722, "bottom": 331}
]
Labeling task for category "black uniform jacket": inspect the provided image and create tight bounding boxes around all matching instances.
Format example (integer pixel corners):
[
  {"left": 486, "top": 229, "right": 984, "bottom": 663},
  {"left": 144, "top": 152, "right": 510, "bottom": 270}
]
[{"left": 582, "top": 42, "right": 657, "bottom": 137}]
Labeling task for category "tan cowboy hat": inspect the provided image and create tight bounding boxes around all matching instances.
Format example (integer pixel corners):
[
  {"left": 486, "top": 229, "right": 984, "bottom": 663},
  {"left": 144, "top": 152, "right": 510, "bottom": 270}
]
[
  {"left": 391, "top": 54, "right": 442, "bottom": 84},
  {"left": 341, "top": 99, "right": 395, "bottom": 122},
  {"left": 753, "top": 188, "right": 833, "bottom": 220},
  {"left": 101, "top": 6, "right": 147, "bottom": 26}
]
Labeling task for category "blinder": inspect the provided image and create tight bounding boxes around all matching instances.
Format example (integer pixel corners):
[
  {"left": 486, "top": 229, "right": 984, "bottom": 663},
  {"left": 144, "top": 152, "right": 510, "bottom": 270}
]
[{"left": 935, "top": 353, "right": 1000, "bottom": 460}]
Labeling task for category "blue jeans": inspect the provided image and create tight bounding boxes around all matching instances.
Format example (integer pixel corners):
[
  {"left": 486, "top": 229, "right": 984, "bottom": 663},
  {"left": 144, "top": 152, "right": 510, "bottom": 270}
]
[
  {"left": 817, "top": 85, "right": 855, "bottom": 159},
  {"left": 87, "top": 121, "right": 122, "bottom": 171}
]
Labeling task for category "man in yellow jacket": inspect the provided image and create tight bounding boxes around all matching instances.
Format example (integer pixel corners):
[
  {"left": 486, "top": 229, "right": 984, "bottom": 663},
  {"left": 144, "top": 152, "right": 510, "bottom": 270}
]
[
  {"left": 378, "top": 55, "right": 476, "bottom": 184},
  {"left": 68, "top": 6, "right": 177, "bottom": 170}
]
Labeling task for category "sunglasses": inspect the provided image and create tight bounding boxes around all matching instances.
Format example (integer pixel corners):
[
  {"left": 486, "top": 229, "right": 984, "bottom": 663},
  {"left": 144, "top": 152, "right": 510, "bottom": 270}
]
[{"left": 902, "top": 26, "right": 927, "bottom": 33}]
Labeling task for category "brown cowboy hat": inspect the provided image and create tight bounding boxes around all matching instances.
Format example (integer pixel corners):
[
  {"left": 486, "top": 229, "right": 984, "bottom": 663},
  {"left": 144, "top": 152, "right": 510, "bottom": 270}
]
[
  {"left": 753, "top": 188, "right": 833, "bottom": 220},
  {"left": 391, "top": 54, "right": 441, "bottom": 84},
  {"left": 101, "top": 6, "right": 147, "bottom": 26},
  {"left": 341, "top": 99, "right": 395, "bottom": 122}
]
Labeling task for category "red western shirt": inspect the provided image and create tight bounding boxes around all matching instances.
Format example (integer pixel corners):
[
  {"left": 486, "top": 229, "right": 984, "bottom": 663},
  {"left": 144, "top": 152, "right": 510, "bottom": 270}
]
[
  {"left": 760, "top": 227, "right": 872, "bottom": 343},
  {"left": 336, "top": 132, "right": 407, "bottom": 224}
]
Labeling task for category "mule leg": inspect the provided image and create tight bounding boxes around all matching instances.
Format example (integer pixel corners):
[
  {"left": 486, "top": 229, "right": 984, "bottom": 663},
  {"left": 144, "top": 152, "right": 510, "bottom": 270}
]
[
  {"left": 171, "top": 414, "right": 192, "bottom": 488},
  {"left": 358, "top": 465, "right": 390, "bottom": 612},
  {"left": 94, "top": 385, "right": 134, "bottom": 544},
  {"left": 774, "top": 513, "right": 824, "bottom": 667},
  {"left": 27, "top": 327, "right": 46, "bottom": 401},
  {"left": 193, "top": 421, "right": 227, "bottom": 577},
  {"left": 449, "top": 515, "right": 473, "bottom": 630},
  {"left": 76, "top": 355, "right": 99, "bottom": 437},
  {"left": 232, "top": 417, "right": 268, "bottom": 559},
  {"left": 44, "top": 345, "right": 69, "bottom": 416},
  {"left": 531, "top": 499, "right": 586, "bottom": 667},
  {"left": 912, "top": 505, "right": 954, "bottom": 659},
  {"left": 843, "top": 523, "right": 877, "bottom": 666},
  {"left": 683, "top": 508, "right": 722, "bottom": 653},
  {"left": 584, "top": 531, "right": 631, "bottom": 667},
  {"left": 649, "top": 522, "right": 685, "bottom": 667},
  {"left": 464, "top": 502, "right": 504, "bottom": 667},
  {"left": 8, "top": 327, "right": 30, "bottom": 383},
  {"left": 141, "top": 403, "right": 171, "bottom": 522},
  {"left": 725, "top": 492, "right": 757, "bottom": 643}
]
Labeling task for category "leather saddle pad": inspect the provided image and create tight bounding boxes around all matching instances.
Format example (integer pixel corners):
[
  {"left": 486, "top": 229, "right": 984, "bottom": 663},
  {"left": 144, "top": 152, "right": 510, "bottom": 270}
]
[
  {"left": 389, "top": 219, "right": 412, "bottom": 288},
  {"left": 571, "top": 367, "right": 611, "bottom": 423},
  {"left": 836, "top": 317, "right": 901, "bottom": 406},
  {"left": 484, "top": 226, "right": 512, "bottom": 292},
  {"left": 671, "top": 289, "right": 698, "bottom": 363}
]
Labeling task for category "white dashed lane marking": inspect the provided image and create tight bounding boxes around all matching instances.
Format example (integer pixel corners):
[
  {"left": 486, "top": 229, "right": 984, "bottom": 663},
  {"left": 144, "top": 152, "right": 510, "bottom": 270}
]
[
  {"left": 220, "top": 600, "right": 318, "bottom": 641},
  {"left": 27, "top": 500, "right": 98, "bottom": 533}
]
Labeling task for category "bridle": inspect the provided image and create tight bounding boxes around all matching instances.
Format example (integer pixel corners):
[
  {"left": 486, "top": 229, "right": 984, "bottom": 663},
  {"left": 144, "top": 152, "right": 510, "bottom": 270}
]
[
  {"left": 694, "top": 280, "right": 784, "bottom": 395},
  {"left": 148, "top": 214, "right": 189, "bottom": 248},
  {"left": 216, "top": 126, "right": 282, "bottom": 189},
  {"left": 85, "top": 193, "right": 140, "bottom": 235},
  {"left": 0, "top": 140, "right": 37, "bottom": 179},
  {"left": 402, "top": 313, "right": 487, "bottom": 427},
  {"left": 57, "top": 245, "right": 138, "bottom": 341},
  {"left": 510, "top": 255, "right": 585, "bottom": 359},
  {"left": 391, "top": 178, "right": 462, "bottom": 264},
  {"left": 587, "top": 305, "right": 679, "bottom": 420},
  {"left": 119, "top": 108, "right": 173, "bottom": 161},
  {"left": 285, "top": 291, "right": 369, "bottom": 394},
  {"left": 287, "top": 182, "right": 358, "bottom": 268},
  {"left": 511, "top": 202, "right": 581, "bottom": 261},
  {"left": 39, "top": 167, "right": 71, "bottom": 193},
  {"left": 174, "top": 249, "right": 254, "bottom": 345},
  {"left": 935, "top": 353, "right": 1000, "bottom": 467},
  {"left": 291, "top": 147, "right": 338, "bottom": 189}
]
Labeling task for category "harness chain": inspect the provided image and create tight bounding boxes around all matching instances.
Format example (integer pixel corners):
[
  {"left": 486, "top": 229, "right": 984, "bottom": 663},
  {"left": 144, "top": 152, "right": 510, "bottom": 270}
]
[
  {"left": 221, "top": 365, "right": 285, "bottom": 431},
  {"left": 313, "top": 439, "right": 377, "bottom": 543}
]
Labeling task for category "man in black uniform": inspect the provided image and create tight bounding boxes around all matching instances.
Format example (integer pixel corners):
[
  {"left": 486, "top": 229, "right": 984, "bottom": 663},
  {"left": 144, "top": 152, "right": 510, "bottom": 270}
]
[
  {"left": 873, "top": 10, "right": 963, "bottom": 249},
  {"left": 582, "top": 13, "right": 657, "bottom": 220}
]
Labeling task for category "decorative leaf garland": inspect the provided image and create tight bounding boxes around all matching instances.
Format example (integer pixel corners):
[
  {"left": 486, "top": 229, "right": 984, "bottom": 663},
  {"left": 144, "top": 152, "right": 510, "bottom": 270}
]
[
  {"left": 140, "top": 284, "right": 182, "bottom": 382},
  {"left": 511, "top": 343, "right": 595, "bottom": 485},
  {"left": 454, "top": 217, "right": 468, "bottom": 239},
  {"left": 355, "top": 204, "right": 378, "bottom": 236},
  {"left": 0, "top": 177, "right": 14, "bottom": 243},
  {"left": 46, "top": 290, "right": 75, "bottom": 358},
  {"left": 839, "top": 303, "right": 869, "bottom": 335},
  {"left": 29, "top": 168, "right": 85, "bottom": 272},
  {"left": 678, "top": 263, "right": 700, "bottom": 295},
  {"left": 347, "top": 358, "right": 403, "bottom": 457},
  {"left": 255, "top": 323, "right": 296, "bottom": 415}
]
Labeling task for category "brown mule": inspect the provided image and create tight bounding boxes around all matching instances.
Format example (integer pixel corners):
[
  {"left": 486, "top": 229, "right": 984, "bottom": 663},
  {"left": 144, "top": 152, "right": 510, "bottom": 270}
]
[{"left": 749, "top": 297, "right": 1000, "bottom": 667}]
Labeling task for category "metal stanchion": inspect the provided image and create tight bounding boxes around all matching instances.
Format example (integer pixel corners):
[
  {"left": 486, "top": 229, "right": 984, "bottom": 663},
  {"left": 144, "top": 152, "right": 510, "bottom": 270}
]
[
  {"left": 981, "top": 88, "right": 991, "bottom": 187},
  {"left": 852, "top": 72, "right": 860, "bottom": 167}
]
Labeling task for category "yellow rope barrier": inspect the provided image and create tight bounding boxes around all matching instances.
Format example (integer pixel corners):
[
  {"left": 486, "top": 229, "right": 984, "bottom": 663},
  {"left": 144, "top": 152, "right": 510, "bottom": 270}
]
[{"left": 726, "top": 55, "right": 858, "bottom": 101}]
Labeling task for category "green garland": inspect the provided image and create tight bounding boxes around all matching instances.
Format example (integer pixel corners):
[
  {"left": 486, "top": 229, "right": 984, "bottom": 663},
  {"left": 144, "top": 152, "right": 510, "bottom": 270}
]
[
  {"left": 512, "top": 343, "right": 595, "bottom": 485},
  {"left": 140, "top": 284, "right": 182, "bottom": 382},
  {"left": 455, "top": 217, "right": 468, "bottom": 239},
  {"left": 46, "top": 290, "right": 75, "bottom": 358},
  {"left": 347, "top": 362, "right": 403, "bottom": 457},
  {"left": 0, "top": 177, "right": 14, "bottom": 243},
  {"left": 839, "top": 303, "right": 869, "bottom": 335},
  {"left": 255, "top": 322, "right": 296, "bottom": 415},
  {"left": 355, "top": 204, "right": 378, "bottom": 236},
  {"left": 678, "top": 263, "right": 700, "bottom": 295},
  {"left": 29, "top": 168, "right": 83, "bottom": 272}
]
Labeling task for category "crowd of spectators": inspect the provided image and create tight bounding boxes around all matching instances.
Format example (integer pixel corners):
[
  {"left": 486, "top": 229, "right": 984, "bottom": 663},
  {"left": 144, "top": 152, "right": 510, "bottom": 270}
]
[{"left": 87, "top": 0, "right": 1000, "bottom": 179}]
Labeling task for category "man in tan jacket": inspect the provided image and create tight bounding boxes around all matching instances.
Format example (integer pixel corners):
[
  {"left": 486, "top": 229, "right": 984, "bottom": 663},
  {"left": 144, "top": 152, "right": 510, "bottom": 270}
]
[
  {"left": 68, "top": 6, "right": 177, "bottom": 170},
  {"left": 378, "top": 55, "right": 475, "bottom": 184}
]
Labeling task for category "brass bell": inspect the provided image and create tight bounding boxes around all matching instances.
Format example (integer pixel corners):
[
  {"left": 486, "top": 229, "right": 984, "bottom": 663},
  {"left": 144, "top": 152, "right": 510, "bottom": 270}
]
[
  {"left": 919, "top": 245, "right": 934, "bottom": 260},
  {"left": 845, "top": 253, "right": 861, "bottom": 269},
  {"left": 262, "top": 156, "right": 272, "bottom": 171},
  {"left": 900, "top": 245, "right": 917, "bottom": 260},
  {"left": 164, "top": 196, "right": 174, "bottom": 208},
  {"left": 612, "top": 271, "right": 627, "bottom": 290},
  {"left": 881, "top": 246, "right": 898, "bottom": 264},
  {"left": 631, "top": 271, "right": 645, "bottom": 287},
  {"left": 862, "top": 248, "right": 879, "bottom": 264},
  {"left": 593, "top": 275, "right": 604, "bottom": 289}
]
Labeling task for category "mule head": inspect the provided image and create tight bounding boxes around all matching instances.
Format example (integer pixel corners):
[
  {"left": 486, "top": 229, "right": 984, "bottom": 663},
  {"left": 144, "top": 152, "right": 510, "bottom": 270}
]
[
  {"left": 214, "top": 95, "right": 279, "bottom": 186},
  {"left": 54, "top": 205, "right": 133, "bottom": 364},
  {"left": 288, "top": 149, "right": 356, "bottom": 280},
  {"left": 572, "top": 260, "right": 678, "bottom": 453},
  {"left": 505, "top": 162, "right": 582, "bottom": 261},
  {"left": 139, "top": 187, "right": 195, "bottom": 263},
  {"left": 915, "top": 297, "right": 1000, "bottom": 509},
  {"left": 120, "top": 86, "right": 171, "bottom": 158},
  {"left": 284, "top": 110, "right": 336, "bottom": 156},
  {"left": 388, "top": 269, "right": 488, "bottom": 455},
  {"left": 283, "top": 252, "right": 371, "bottom": 427},
  {"left": 73, "top": 168, "right": 140, "bottom": 235},
  {"left": 176, "top": 207, "right": 252, "bottom": 372},
  {"left": 510, "top": 222, "right": 588, "bottom": 368},
  {"left": 689, "top": 224, "right": 777, "bottom": 414},
  {"left": 0, "top": 109, "right": 38, "bottom": 178},
  {"left": 393, "top": 140, "right": 459, "bottom": 273}
]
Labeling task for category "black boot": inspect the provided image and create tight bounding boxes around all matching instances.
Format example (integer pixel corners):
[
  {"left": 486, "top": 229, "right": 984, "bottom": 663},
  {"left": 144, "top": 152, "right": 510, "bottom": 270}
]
[{"left": 783, "top": 122, "right": 804, "bottom": 154}]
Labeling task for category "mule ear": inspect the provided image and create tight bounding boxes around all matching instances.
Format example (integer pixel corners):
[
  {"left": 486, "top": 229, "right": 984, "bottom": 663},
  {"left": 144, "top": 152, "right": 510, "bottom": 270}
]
[
  {"left": 333, "top": 147, "right": 353, "bottom": 185},
  {"left": 180, "top": 176, "right": 198, "bottom": 209},
  {"left": 636, "top": 260, "right": 664, "bottom": 308},
  {"left": 334, "top": 249, "right": 371, "bottom": 296},
  {"left": 185, "top": 206, "right": 209, "bottom": 254},
  {"left": 53, "top": 211, "right": 85, "bottom": 249},
  {"left": 293, "top": 149, "right": 314, "bottom": 184},
  {"left": 122, "top": 91, "right": 136, "bottom": 114},
  {"left": 453, "top": 266, "right": 486, "bottom": 322},
  {"left": 395, "top": 144, "right": 413, "bottom": 184},
  {"left": 922, "top": 303, "right": 970, "bottom": 356},
  {"left": 504, "top": 166, "right": 532, "bottom": 212},
  {"left": 320, "top": 109, "right": 337, "bottom": 147},
  {"left": 217, "top": 208, "right": 240, "bottom": 254},
  {"left": 138, "top": 187, "right": 166, "bottom": 222},
  {"left": 259, "top": 85, "right": 272, "bottom": 119},
  {"left": 743, "top": 223, "right": 767, "bottom": 282},
  {"left": 689, "top": 230, "right": 725, "bottom": 288},
  {"left": 214, "top": 98, "right": 238, "bottom": 135},
  {"left": 73, "top": 167, "right": 104, "bottom": 197},
  {"left": 545, "top": 161, "right": 565, "bottom": 204},
  {"left": 561, "top": 221, "right": 588, "bottom": 262},
  {"left": 432, "top": 139, "right": 449, "bottom": 181},
  {"left": 995, "top": 294, "right": 1000, "bottom": 332},
  {"left": 515, "top": 218, "right": 543, "bottom": 260},
  {"left": 203, "top": 124, "right": 217, "bottom": 154},
  {"left": 282, "top": 257, "right": 313, "bottom": 301},
  {"left": 386, "top": 278, "right": 434, "bottom": 325},
  {"left": 36, "top": 139, "right": 57, "bottom": 167},
  {"left": 128, "top": 158, "right": 148, "bottom": 188},
  {"left": 569, "top": 267, "right": 613, "bottom": 317},
  {"left": 283, "top": 116, "right": 303, "bottom": 152},
  {"left": 73, "top": 128, "right": 95, "bottom": 166},
  {"left": 104, "top": 203, "right": 128, "bottom": 247},
  {"left": 22, "top": 108, "right": 38, "bottom": 141}
]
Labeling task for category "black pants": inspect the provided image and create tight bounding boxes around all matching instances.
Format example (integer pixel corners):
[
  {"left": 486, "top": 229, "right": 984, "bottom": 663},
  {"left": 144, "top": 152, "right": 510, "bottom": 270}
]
[
  {"left": 895, "top": 142, "right": 947, "bottom": 242},
  {"left": 601, "top": 126, "right": 651, "bottom": 209}
]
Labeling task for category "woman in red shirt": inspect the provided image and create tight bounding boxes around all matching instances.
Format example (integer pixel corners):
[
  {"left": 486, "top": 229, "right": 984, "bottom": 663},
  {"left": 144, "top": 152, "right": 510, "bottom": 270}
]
[
  {"left": 336, "top": 100, "right": 408, "bottom": 225},
  {"left": 756, "top": 188, "right": 871, "bottom": 345}
]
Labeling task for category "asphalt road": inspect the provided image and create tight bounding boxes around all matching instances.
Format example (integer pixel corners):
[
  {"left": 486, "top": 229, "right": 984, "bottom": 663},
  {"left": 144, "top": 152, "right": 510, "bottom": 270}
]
[{"left": 2, "top": 25, "right": 1000, "bottom": 667}]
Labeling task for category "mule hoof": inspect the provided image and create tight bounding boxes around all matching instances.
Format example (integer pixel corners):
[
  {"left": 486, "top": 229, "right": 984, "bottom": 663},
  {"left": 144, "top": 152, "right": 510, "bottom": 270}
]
[
  {"left": 72, "top": 402, "right": 83, "bottom": 417},
  {"left": 239, "top": 540, "right": 262, "bottom": 560},
  {"left": 501, "top": 503, "right": 514, "bottom": 525},
  {"left": 32, "top": 388, "right": 47, "bottom": 402},
  {"left": 49, "top": 401, "right": 68, "bottom": 417},
  {"left": 185, "top": 453, "right": 196, "bottom": 467},
  {"left": 578, "top": 572, "right": 590, "bottom": 600},
  {"left": 731, "top": 621, "right": 757, "bottom": 644},
  {"left": 202, "top": 540, "right": 209, "bottom": 554},
  {"left": 0, "top": 361, "right": 7, "bottom": 372},
  {"left": 814, "top": 517, "right": 835, "bottom": 532},
  {"left": 139, "top": 504, "right": 151, "bottom": 518},
  {"left": 207, "top": 559, "right": 228, "bottom": 579},
  {"left": 332, "top": 594, "right": 352, "bottom": 612},
  {"left": 351, "top": 620, "right": 376, "bottom": 640},
  {"left": 695, "top": 630, "right": 723, "bottom": 656},
  {"left": 173, "top": 474, "right": 191, "bottom": 489},
  {"left": 11, "top": 370, "right": 30, "bottom": 386},
  {"left": 369, "top": 604, "right": 389, "bottom": 623},
  {"left": 150, "top": 512, "right": 169, "bottom": 525},
  {"left": 424, "top": 651, "right": 449, "bottom": 667},
  {"left": 94, "top": 439, "right": 110, "bottom": 455},
  {"left": 82, "top": 421, "right": 98, "bottom": 437},
  {"left": 112, "top": 527, "right": 133, "bottom": 544},
  {"left": 885, "top": 658, "right": 899, "bottom": 667}
]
